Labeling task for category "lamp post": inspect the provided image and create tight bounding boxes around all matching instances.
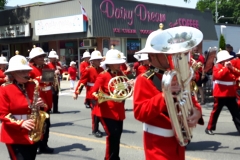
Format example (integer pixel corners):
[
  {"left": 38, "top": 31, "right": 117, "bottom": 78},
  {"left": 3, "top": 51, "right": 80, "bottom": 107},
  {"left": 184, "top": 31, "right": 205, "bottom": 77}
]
[{"left": 215, "top": 0, "right": 218, "bottom": 23}]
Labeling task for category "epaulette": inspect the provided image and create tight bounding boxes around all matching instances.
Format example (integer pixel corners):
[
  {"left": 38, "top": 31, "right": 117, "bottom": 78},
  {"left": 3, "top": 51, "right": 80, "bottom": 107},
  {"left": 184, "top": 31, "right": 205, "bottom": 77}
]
[
  {"left": 142, "top": 69, "right": 155, "bottom": 79},
  {"left": 1, "top": 81, "right": 12, "bottom": 87}
]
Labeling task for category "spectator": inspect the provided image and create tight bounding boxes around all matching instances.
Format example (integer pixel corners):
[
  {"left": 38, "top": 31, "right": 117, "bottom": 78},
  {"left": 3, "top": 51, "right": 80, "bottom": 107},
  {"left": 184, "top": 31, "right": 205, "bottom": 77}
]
[
  {"left": 226, "top": 44, "right": 236, "bottom": 58},
  {"left": 68, "top": 61, "right": 77, "bottom": 91}
]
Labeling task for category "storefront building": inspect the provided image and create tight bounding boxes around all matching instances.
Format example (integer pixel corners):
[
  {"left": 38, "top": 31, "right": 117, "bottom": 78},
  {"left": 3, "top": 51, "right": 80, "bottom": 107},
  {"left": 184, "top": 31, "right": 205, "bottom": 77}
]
[{"left": 0, "top": 0, "right": 217, "bottom": 65}]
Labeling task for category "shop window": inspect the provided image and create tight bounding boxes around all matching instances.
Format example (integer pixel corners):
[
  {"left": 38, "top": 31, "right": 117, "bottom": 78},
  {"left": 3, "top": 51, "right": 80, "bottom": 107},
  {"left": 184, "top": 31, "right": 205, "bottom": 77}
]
[{"left": 127, "top": 39, "right": 141, "bottom": 63}]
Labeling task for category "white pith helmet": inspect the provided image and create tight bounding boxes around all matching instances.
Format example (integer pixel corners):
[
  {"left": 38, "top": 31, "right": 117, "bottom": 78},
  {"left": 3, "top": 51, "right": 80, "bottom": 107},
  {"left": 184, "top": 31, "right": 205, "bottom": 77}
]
[
  {"left": 216, "top": 50, "right": 233, "bottom": 63},
  {"left": 70, "top": 61, "right": 76, "bottom": 66},
  {"left": 82, "top": 50, "right": 91, "bottom": 59},
  {"left": 90, "top": 48, "right": 103, "bottom": 61},
  {"left": 0, "top": 55, "right": 8, "bottom": 64},
  {"left": 136, "top": 23, "right": 164, "bottom": 54},
  {"left": 237, "top": 49, "right": 240, "bottom": 55},
  {"left": 133, "top": 54, "right": 141, "bottom": 61},
  {"left": 139, "top": 54, "right": 149, "bottom": 61},
  {"left": 102, "top": 46, "right": 125, "bottom": 64},
  {"left": 29, "top": 45, "right": 46, "bottom": 61},
  {"left": 48, "top": 49, "right": 58, "bottom": 58},
  {"left": 120, "top": 52, "right": 126, "bottom": 59},
  {"left": 5, "top": 51, "right": 32, "bottom": 74}
]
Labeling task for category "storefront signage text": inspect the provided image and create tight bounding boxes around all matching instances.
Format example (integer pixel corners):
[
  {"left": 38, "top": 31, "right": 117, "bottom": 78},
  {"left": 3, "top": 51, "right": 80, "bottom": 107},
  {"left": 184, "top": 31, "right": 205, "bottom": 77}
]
[
  {"left": 35, "top": 14, "right": 86, "bottom": 36},
  {"left": 0, "top": 24, "right": 30, "bottom": 39},
  {"left": 169, "top": 18, "right": 199, "bottom": 28},
  {"left": 113, "top": 28, "right": 154, "bottom": 34},
  {"left": 100, "top": 0, "right": 166, "bottom": 26}
]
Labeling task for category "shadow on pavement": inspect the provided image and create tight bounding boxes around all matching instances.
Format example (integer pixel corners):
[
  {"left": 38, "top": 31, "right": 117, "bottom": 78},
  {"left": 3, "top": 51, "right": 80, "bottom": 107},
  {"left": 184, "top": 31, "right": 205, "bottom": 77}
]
[
  {"left": 214, "top": 131, "right": 239, "bottom": 136},
  {"left": 122, "top": 129, "right": 136, "bottom": 134},
  {"left": 58, "top": 110, "right": 80, "bottom": 114},
  {"left": 51, "top": 122, "right": 74, "bottom": 127},
  {"left": 186, "top": 141, "right": 229, "bottom": 151},
  {"left": 53, "top": 143, "right": 93, "bottom": 154}
]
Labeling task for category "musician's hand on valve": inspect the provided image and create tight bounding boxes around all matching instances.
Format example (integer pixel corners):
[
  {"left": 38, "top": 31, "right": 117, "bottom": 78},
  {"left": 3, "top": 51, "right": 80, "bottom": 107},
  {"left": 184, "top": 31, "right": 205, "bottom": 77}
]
[
  {"left": 127, "top": 79, "right": 134, "bottom": 86},
  {"left": 171, "top": 78, "right": 181, "bottom": 93},
  {"left": 35, "top": 98, "right": 45, "bottom": 108},
  {"left": 224, "top": 61, "right": 233, "bottom": 70},
  {"left": 187, "top": 107, "right": 201, "bottom": 128},
  {"left": 21, "top": 119, "right": 35, "bottom": 131}
]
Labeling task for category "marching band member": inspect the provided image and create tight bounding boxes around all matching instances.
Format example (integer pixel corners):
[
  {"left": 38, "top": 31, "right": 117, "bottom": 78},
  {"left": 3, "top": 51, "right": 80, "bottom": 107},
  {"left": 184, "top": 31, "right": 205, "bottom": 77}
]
[
  {"left": 28, "top": 46, "right": 54, "bottom": 154},
  {"left": 48, "top": 50, "right": 61, "bottom": 113},
  {"left": 191, "top": 47, "right": 207, "bottom": 105},
  {"left": 0, "top": 56, "right": 8, "bottom": 86},
  {"left": 133, "top": 26, "right": 203, "bottom": 160},
  {"left": 90, "top": 47, "right": 130, "bottom": 160},
  {"left": 80, "top": 50, "right": 91, "bottom": 108},
  {"left": 0, "top": 54, "right": 46, "bottom": 160},
  {"left": 132, "top": 54, "right": 141, "bottom": 77},
  {"left": 137, "top": 53, "right": 150, "bottom": 76},
  {"left": 231, "top": 50, "right": 240, "bottom": 109},
  {"left": 68, "top": 61, "right": 77, "bottom": 91},
  {"left": 73, "top": 49, "right": 104, "bottom": 138},
  {"left": 205, "top": 50, "right": 240, "bottom": 135}
]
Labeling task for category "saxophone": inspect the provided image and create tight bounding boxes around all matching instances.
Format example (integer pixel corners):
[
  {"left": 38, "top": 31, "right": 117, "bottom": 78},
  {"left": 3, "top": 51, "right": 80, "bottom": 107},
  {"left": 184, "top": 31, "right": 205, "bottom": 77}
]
[
  {"left": 28, "top": 79, "right": 49, "bottom": 142},
  {"left": 148, "top": 26, "right": 203, "bottom": 146}
]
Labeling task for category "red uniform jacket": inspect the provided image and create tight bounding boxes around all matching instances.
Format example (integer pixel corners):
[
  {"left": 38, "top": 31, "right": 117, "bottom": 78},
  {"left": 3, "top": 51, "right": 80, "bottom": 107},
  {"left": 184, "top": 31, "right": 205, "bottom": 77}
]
[
  {"left": 90, "top": 70, "right": 125, "bottom": 120},
  {"left": 137, "top": 65, "right": 149, "bottom": 76},
  {"left": 68, "top": 66, "right": 77, "bottom": 81},
  {"left": 0, "top": 69, "right": 6, "bottom": 86},
  {"left": 133, "top": 62, "right": 140, "bottom": 76},
  {"left": 120, "top": 63, "right": 131, "bottom": 76},
  {"left": 213, "top": 63, "right": 240, "bottom": 97},
  {"left": 0, "top": 81, "right": 36, "bottom": 144},
  {"left": 29, "top": 64, "right": 52, "bottom": 110},
  {"left": 79, "top": 61, "right": 90, "bottom": 75},
  {"left": 75, "top": 66, "right": 104, "bottom": 99},
  {"left": 133, "top": 72, "right": 203, "bottom": 160}
]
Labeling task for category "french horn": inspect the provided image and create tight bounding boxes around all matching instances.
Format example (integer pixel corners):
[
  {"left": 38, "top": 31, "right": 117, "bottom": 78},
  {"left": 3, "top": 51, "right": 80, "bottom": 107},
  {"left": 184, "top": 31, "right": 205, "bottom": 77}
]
[
  {"left": 149, "top": 26, "right": 203, "bottom": 146},
  {"left": 95, "top": 76, "right": 133, "bottom": 103}
]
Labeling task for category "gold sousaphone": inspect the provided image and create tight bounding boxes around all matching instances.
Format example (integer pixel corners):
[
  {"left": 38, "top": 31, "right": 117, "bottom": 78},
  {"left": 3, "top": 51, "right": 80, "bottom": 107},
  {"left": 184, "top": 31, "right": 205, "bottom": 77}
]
[{"left": 149, "top": 26, "right": 203, "bottom": 146}]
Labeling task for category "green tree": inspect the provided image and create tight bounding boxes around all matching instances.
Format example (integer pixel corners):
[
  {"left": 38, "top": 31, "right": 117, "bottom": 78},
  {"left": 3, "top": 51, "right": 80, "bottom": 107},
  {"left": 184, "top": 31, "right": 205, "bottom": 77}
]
[
  {"left": 0, "top": 0, "right": 7, "bottom": 9},
  {"left": 219, "top": 34, "right": 226, "bottom": 51},
  {"left": 196, "top": 0, "right": 240, "bottom": 24}
]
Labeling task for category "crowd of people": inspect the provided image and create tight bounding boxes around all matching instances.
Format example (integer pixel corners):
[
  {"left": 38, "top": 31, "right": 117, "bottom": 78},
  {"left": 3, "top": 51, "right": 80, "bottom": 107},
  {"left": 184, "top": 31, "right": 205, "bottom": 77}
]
[{"left": 0, "top": 25, "right": 240, "bottom": 160}]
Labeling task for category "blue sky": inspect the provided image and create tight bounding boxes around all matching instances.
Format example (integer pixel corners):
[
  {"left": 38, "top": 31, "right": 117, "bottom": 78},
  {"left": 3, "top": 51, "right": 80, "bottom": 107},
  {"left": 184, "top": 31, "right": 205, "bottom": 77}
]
[{"left": 6, "top": 0, "right": 198, "bottom": 8}]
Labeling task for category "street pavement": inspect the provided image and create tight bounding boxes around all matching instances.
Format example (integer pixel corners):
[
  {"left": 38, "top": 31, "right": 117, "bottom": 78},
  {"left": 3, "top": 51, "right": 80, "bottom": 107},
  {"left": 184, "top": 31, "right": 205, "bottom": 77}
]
[{"left": 0, "top": 80, "right": 240, "bottom": 160}]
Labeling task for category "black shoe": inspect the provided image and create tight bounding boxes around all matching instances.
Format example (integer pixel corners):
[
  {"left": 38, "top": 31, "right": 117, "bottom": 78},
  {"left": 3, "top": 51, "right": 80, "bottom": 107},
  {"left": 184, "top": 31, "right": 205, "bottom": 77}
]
[
  {"left": 85, "top": 104, "right": 91, "bottom": 109},
  {"left": 205, "top": 129, "right": 214, "bottom": 135},
  {"left": 39, "top": 146, "right": 54, "bottom": 154},
  {"left": 200, "top": 102, "right": 205, "bottom": 105},
  {"left": 92, "top": 130, "right": 103, "bottom": 138}
]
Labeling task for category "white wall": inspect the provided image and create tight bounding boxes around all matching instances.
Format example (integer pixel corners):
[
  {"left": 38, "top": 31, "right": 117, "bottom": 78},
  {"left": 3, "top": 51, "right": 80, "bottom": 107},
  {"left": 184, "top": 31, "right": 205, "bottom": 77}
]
[{"left": 203, "top": 25, "right": 240, "bottom": 53}]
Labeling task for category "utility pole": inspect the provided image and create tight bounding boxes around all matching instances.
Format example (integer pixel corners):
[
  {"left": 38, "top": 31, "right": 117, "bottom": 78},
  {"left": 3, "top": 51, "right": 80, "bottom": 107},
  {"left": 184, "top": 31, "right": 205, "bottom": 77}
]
[{"left": 215, "top": 0, "right": 218, "bottom": 23}]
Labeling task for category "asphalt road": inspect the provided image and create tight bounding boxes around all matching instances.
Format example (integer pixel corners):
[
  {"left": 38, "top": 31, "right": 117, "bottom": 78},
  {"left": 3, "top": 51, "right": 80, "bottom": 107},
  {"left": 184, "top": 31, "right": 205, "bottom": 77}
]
[{"left": 0, "top": 81, "right": 240, "bottom": 160}]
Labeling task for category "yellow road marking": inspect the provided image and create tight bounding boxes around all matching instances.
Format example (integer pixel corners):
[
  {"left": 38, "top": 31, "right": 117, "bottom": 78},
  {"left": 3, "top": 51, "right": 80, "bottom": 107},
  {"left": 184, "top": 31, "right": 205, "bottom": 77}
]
[{"left": 50, "top": 131, "right": 204, "bottom": 160}]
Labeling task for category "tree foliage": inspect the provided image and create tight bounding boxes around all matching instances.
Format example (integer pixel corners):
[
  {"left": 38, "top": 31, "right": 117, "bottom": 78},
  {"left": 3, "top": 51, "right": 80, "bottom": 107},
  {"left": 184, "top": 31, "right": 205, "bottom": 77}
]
[
  {"left": 0, "top": 0, "right": 7, "bottom": 9},
  {"left": 196, "top": 0, "right": 240, "bottom": 24},
  {"left": 219, "top": 34, "right": 226, "bottom": 51}
]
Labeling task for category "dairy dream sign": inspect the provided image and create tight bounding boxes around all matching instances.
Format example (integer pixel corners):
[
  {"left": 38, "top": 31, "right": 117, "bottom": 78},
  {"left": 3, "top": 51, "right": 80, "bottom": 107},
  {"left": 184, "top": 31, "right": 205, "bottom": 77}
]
[{"left": 99, "top": 0, "right": 199, "bottom": 34}]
